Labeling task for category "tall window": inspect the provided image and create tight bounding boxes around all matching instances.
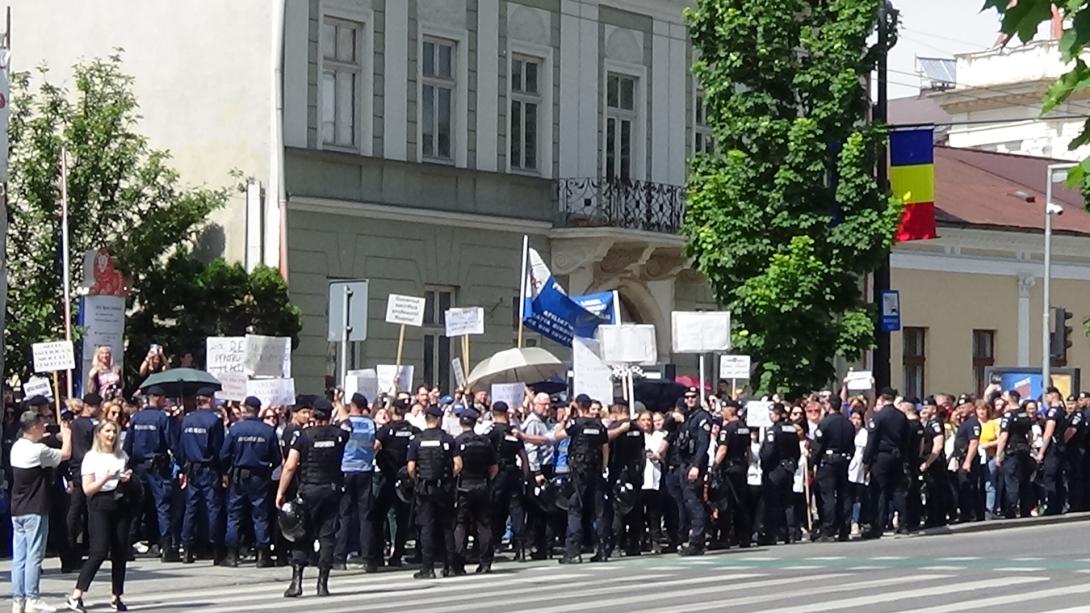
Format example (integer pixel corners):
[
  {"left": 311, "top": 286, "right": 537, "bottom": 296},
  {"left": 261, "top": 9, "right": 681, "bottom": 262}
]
[
  {"left": 423, "top": 288, "right": 454, "bottom": 390},
  {"left": 321, "top": 17, "right": 363, "bottom": 148},
  {"left": 421, "top": 37, "right": 456, "bottom": 161},
  {"left": 510, "top": 55, "right": 542, "bottom": 172},
  {"left": 903, "top": 327, "right": 927, "bottom": 401},
  {"left": 694, "top": 92, "right": 714, "bottom": 154},
  {"left": 605, "top": 72, "right": 637, "bottom": 182},
  {"left": 972, "top": 330, "right": 996, "bottom": 397}
]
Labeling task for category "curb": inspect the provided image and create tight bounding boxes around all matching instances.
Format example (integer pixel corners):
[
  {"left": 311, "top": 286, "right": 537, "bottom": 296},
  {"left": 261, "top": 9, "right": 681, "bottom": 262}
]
[{"left": 913, "top": 511, "right": 1090, "bottom": 537}]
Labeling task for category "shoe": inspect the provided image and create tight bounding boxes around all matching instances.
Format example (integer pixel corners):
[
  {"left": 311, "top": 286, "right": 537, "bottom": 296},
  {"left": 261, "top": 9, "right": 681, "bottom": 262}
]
[
  {"left": 12, "top": 599, "right": 24, "bottom": 613},
  {"left": 221, "top": 548, "right": 239, "bottom": 568},
  {"left": 474, "top": 563, "right": 492, "bottom": 574},
  {"left": 387, "top": 556, "right": 403, "bottom": 567},
  {"left": 413, "top": 568, "right": 436, "bottom": 580},
  {"left": 589, "top": 549, "right": 609, "bottom": 563},
  {"left": 557, "top": 554, "right": 581, "bottom": 565},
  {"left": 24, "top": 600, "right": 56, "bottom": 613},
  {"left": 182, "top": 548, "right": 195, "bottom": 564},
  {"left": 678, "top": 545, "right": 705, "bottom": 557},
  {"left": 316, "top": 568, "right": 331, "bottom": 597},
  {"left": 513, "top": 543, "right": 525, "bottom": 562},
  {"left": 530, "top": 550, "right": 548, "bottom": 561},
  {"left": 331, "top": 562, "right": 347, "bottom": 571},
  {"left": 64, "top": 598, "right": 86, "bottom": 613},
  {"left": 256, "top": 548, "right": 275, "bottom": 568},
  {"left": 451, "top": 565, "right": 467, "bottom": 576},
  {"left": 363, "top": 561, "right": 378, "bottom": 573},
  {"left": 284, "top": 566, "right": 304, "bottom": 598},
  {"left": 110, "top": 599, "right": 127, "bottom": 612}
]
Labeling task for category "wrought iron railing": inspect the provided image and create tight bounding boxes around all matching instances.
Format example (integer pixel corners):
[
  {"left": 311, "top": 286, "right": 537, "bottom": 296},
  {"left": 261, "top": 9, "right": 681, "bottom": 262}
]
[{"left": 556, "top": 177, "right": 686, "bottom": 234}]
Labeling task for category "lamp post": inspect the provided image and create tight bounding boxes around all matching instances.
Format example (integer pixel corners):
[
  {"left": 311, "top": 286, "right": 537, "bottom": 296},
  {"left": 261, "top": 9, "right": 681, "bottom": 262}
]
[{"left": 1043, "top": 163, "right": 1076, "bottom": 390}]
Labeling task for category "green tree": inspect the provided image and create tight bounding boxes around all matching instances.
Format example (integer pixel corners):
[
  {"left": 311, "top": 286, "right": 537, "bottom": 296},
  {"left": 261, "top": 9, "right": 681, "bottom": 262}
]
[{"left": 683, "top": 0, "right": 903, "bottom": 396}]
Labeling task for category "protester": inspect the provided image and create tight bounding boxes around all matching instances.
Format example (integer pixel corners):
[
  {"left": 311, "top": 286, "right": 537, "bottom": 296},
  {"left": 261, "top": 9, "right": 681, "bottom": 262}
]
[{"left": 86, "top": 347, "right": 123, "bottom": 401}]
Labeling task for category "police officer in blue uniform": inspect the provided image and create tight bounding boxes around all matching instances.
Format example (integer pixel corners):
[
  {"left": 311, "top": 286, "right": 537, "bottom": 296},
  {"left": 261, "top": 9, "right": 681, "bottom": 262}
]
[
  {"left": 334, "top": 393, "right": 377, "bottom": 572},
  {"left": 996, "top": 393, "right": 1034, "bottom": 519},
  {"left": 1037, "top": 389, "right": 1068, "bottom": 516},
  {"left": 676, "top": 389, "right": 711, "bottom": 556},
  {"left": 711, "top": 402, "right": 752, "bottom": 548},
  {"left": 177, "top": 387, "right": 226, "bottom": 564},
  {"left": 124, "top": 386, "right": 180, "bottom": 562},
  {"left": 453, "top": 406, "right": 498, "bottom": 574},
  {"left": 811, "top": 400, "right": 855, "bottom": 542},
  {"left": 560, "top": 394, "right": 609, "bottom": 564},
  {"left": 486, "top": 401, "right": 529, "bottom": 561},
  {"left": 277, "top": 399, "right": 348, "bottom": 598},
  {"left": 759, "top": 403, "right": 801, "bottom": 545},
  {"left": 862, "top": 388, "right": 909, "bottom": 539},
  {"left": 220, "top": 395, "right": 281, "bottom": 568},
  {"left": 373, "top": 401, "right": 419, "bottom": 568},
  {"left": 407, "top": 405, "right": 459, "bottom": 579}
]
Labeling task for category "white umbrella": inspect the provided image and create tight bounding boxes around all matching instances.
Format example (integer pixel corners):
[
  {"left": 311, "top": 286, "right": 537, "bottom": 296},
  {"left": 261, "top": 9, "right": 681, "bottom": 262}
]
[{"left": 465, "top": 346, "right": 565, "bottom": 388}]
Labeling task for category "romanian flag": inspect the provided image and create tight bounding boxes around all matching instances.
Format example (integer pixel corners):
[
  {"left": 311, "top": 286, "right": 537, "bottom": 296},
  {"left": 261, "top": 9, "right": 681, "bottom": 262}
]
[{"left": 889, "top": 128, "right": 937, "bottom": 242}]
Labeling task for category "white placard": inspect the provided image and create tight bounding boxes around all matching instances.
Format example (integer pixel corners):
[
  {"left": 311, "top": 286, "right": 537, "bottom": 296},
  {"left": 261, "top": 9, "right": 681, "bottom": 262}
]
[
  {"left": 490, "top": 382, "right": 525, "bottom": 411},
  {"left": 244, "top": 335, "right": 291, "bottom": 377},
  {"left": 245, "top": 377, "right": 296, "bottom": 407},
  {"left": 215, "top": 371, "right": 248, "bottom": 402},
  {"left": 80, "top": 295, "right": 126, "bottom": 391},
  {"left": 451, "top": 357, "right": 467, "bottom": 390},
  {"left": 377, "top": 364, "right": 415, "bottom": 394},
  {"left": 385, "top": 293, "right": 427, "bottom": 327},
  {"left": 572, "top": 337, "right": 614, "bottom": 404},
  {"left": 745, "top": 400, "right": 773, "bottom": 429},
  {"left": 671, "top": 311, "right": 731, "bottom": 353},
  {"left": 23, "top": 377, "right": 53, "bottom": 400},
  {"left": 344, "top": 369, "right": 379, "bottom": 403},
  {"left": 444, "top": 307, "right": 485, "bottom": 337},
  {"left": 596, "top": 324, "right": 657, "bottom": 365},
  {"left": 719, "top": 355, "right": 752, "bottom": 380},
  {"left": 845, "top": 370, "right": 874, "bottom": 391},
  {"left": 33, "top": 340, "right": 75, "bottom": 373},
  {"left": 208, "top": 336, "right": 290, "bottom": 377}
]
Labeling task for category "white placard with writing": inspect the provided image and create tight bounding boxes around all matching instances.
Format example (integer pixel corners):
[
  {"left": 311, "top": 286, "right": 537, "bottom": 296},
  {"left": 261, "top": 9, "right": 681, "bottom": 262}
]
[
  {"left": 23, "top": 377, "right": 53, "bottom": 400},
  {"left": 671, "top": 311, "right": 731, "bottom": 353},
  {"left": 208, "top": 336, "right": 290, "bottom": 377},
  {"left": 344, "top": 369, "right": 379, "bottom": 404},
  {"left": 719, "top": 355, "right": 752, "bottom": 380},
  {"left": 377, "top": 364, "right": 415, "bottom": 394},
  {"left": 572, "top": 337, "right": 615, "bottom": 404},
  {"left": 596, "top": 324, "right": 657, "bottom": 365},
  {"left": 385, "top": 294, "right": 427, "bottom": 327},
  {"left": 244, "top": 335, "right": 291, "bottom": 378},
  {"left": 444, "top": 307, "right": 485, "bottom": 337},
  {"left": 845, "top": 370, "right": 874, "bottom": 391},
  {"left": 745, "top": 400, "right": 773, "bottom": 429},
  {"left": 33, "top": 340, "right": 75, "bottom": 373},
  {"left": 214, "top": 371, "right": 249, "bottom": 402},
  {"left": 490, "top": 382, "right": 525, "bottom": 411},
  {"left": 451, "top": 357, "right": 467, "bottom": 390},
  {"left": 245, "top": 377, "right": 296, "bottom": 408}
]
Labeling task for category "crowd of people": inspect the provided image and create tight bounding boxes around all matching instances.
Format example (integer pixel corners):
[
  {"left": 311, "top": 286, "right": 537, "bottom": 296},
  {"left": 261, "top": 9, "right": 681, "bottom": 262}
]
[{"left": 3, "top": 372, "right": 1087, "bottom": 611}]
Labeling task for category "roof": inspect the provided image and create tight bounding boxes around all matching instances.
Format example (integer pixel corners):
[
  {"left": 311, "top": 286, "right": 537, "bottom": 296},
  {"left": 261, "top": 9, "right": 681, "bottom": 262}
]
[
  {"left": 889, "top": 95, "right": 952, "bottom": 126},
  {"left": 934, "top": 146, "right": 1090, "bottom": 236}
]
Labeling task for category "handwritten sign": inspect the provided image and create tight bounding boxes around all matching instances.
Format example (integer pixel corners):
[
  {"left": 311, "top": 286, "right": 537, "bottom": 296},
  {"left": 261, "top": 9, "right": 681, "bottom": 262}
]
[
  {"left": 245, "top": 378, "right": 296, "bottom": 407},
  {"left": 490, "top": 382, "right": 525, "bottom": 411},
  {"left": 385, "top": 294, "right": 427, "bottom": 327},
  {"left": 597, "top": 324, "right": 657, "bottom": 365},
  {"left": 243, "top": 335, "right": 291, "bottom": 378},
  {"left": 208, "top": 336, "right": 291, "bottom": 377},
  {"left": 23, "top": 377, "right": 53, "bottom": 400},
  {"left": 451, "top": 357, "right": 467, "bottom": 390},
  {"left": 32, "top": 340, "right": 75, "bottom": 373},
  {"left": 745, "top": 400, "right": 773, "bottom": 429},
  {"left": 377, "top": 364, "right": 415, "bottom": 394},
  {"left": 719, "top": 355, "right": 751, "bottom": 380},
  {"left": 444, "top": 307, "right": 485, "bottom": 337},
  {"left": 344, "top": 369, "right": 379, "bottom": 403},
  {"left": 214, "top": 371, "right": 248, "bottom": 402},
  {"left": 671, "top": 311, "right": 731, "bottom": 353},
  {"left": 845, "top": 370, "right": 874, "bottom": 391}
]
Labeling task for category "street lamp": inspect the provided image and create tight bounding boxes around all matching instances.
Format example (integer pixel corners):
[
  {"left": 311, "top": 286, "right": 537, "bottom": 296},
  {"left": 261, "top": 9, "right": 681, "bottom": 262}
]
[{"left": 1042, "top": 162, "right": 1076, "bottom": 391}]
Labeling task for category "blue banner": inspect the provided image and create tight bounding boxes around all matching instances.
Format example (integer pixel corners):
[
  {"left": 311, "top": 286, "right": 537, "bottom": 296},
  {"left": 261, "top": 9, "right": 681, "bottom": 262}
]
[
  {"left": 573, "top": 291, "right": 616, "bottom": 325},
  {"left": 523, "top": 281, "right": 610, "bottom": 346}
]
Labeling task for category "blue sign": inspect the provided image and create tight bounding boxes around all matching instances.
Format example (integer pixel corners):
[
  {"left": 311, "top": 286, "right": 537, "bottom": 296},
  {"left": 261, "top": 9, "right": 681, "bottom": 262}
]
[
  {"left": 879, "top": 289, "right": 901, "bottom": 333},
  {"left": 523, "top": 282, "right": 611, "bottom": 346},
  {"left": 573, "top": 291, "right": 616, "bottom": 324}
]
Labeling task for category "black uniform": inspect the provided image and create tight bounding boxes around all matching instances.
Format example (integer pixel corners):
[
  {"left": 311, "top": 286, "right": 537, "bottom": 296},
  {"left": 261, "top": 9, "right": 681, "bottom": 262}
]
[
  {"left": 862, "top": 404, "right": 908, "bottom": 538},
  {"left": 999, "top": 408, "right": 1034, "bottom": 519},
  {"left": 712, "top": 419, "right": 752, "bottom": 547},
  {"left": 487, "top": 422, "right": 526, "bottom": 555},
  {"left": 608, "top": 420, "right": 646, "bottom": 556},
  {"left": 811, "top": 412, "right": 855, "bottom": 541},
  {"left": 759, "top": 421, "right": 801, "bottom": 544},
  {"left": 676, "top": 408, "right": 712, "bottom": 552},
  {"left": 1039, "top": 404, "right": 1067, "bottom": 516},
  {"left": 407, "top": 428, "right": 458, "bottom": 574},
  {"left": 903, "top": 417, "right": 927, "bottom": 532},
  {"left": 920, "top": 418, "right": 948, "bottom": 528},
  {"left": 453, "top": 430, "right": 497, "bottom": 572},
  {"left": 64, "top": 415, "right": 98, "bottom": 568},
  {"left": 563, "top": 417, "right": 608, "bottom": 560},
  {"left": 374, "top": 419, "right": 419, "bottom": 564},
  {"left": 1064, "top": 409, "right": 1086, "bottom": 511},
  {"left": 952, "top": 415, "right": 982, "bottom": 522},
  {"left": 290, "top": 425, "right": 349, "bottom": 570}
]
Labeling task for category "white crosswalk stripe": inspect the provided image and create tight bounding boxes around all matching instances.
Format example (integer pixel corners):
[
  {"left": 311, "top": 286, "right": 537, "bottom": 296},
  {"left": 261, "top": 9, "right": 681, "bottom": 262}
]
[
  {"left": 895, "top": 581, "right": 1090, "bottom": 612},
  {"left": 751, "top": 576, "right": 1046, "bottom": 613}
]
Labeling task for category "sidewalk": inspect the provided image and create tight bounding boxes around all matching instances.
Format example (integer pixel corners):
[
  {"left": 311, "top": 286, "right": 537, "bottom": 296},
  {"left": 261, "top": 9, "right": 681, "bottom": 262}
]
[{"left": 914, "top": 510, "right": 1090, "bottom": 537}]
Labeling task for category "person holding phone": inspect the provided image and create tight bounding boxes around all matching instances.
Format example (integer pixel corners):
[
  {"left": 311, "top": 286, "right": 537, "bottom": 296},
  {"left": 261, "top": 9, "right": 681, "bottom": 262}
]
[{"left": 138, "top": 345, "right": 167, "bottom": 379}]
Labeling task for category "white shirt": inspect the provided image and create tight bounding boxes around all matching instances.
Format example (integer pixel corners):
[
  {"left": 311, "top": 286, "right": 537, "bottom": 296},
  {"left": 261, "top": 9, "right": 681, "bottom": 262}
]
[
  {"left": 642, "top": 431, "right": 666, "bottom": 490},
  {"left": 406, "top": 412, "right": 427, "bottom": 432},
  {"left": 849, "top": 428, "right": 868, "bottom": 485},
  {"left": 81, "top": 449, "right": 129, "bottom": 493}
]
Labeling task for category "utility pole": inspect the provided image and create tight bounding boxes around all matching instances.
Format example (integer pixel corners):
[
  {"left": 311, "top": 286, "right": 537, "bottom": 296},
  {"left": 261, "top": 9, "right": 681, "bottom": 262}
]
[{"left": 872, "top": 0, "right": 892, "bottom": 391}]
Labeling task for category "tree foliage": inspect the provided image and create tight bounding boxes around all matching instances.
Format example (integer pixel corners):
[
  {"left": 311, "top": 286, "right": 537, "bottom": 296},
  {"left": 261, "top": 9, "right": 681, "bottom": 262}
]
[{"left": 683, "top": 0, "right": 902, "bottom": 395}]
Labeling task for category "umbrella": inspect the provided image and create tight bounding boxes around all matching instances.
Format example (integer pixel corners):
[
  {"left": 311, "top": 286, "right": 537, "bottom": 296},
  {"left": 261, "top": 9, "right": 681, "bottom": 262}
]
[
  {"left": 634, "top": 380, "right": 687, "bottom": 412},
  {"left": 466, "top": 347, "right": 565, "bottom": 389},
  {"left": 674, "top": 375, "right": 711, "bottom": 392},
  {"left": 139, "top": 368, "right": 222, "bottom": 398},
  {"left": 527, "top": 380, "right": 567, "bottom": 395}
]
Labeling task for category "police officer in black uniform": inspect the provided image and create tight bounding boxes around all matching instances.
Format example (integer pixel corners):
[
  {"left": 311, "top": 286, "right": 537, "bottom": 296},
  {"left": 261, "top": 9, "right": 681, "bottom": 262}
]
[
  {"left": 607, "top": 401, "right": 646, "bottom": 558},
  {"left": 407, "top": 404, "right": 459, "bottom": 579},
  {"left": 759, "top": 403, "right": 801, "bottom": 545},
  {"left": 1063, "top": 394, "right": 1086, "bottom": 511},
  {"left": 177, "top": 387, "right": 227, "bottom": 564},
  {"left": 560, "top": 395, "right": 609, "bottom": 564},
  {"left": 486, "top": 401, "right": 529, "bottom": 560},
  {"left": 952, "top": 399, "right": 982, "bottom": 522},
  {"left": 811, "top": 400, "right": 855, "bottom": 542},
  {"left": 124, "top": 386, "right": 180, "bottom": 562},
  {"left": 862, "top": 388, "right": 909, "bottom": 539},
  {"left": 373, "top": 401, "right": 419, "bottom": 568},
  {"left": 710, "top": 402, "right": 752, "bottom": 548},
  {"left": 1037, "top": 389, "right": 1068, "bottom": 516},
  {"left": 276, "top": 399, "right": 348, "bottom": 598},
  {"left": 902, "top": 400, "right": 926, "bottom": 533},
  {"left": 452, "top": 407, "right": 498, "bottom": 574},
  {"left": 220, "top": 395, "right": 281, "bottom": 567},
  {"left": 918, "top": 398, "right": 948, "bottom": 528},
  {"left": 677, "top": 391, "right": 711, "bottom": 556},
  {"left": 995, "top": 393, "right": 1034, "bottom": 519}
]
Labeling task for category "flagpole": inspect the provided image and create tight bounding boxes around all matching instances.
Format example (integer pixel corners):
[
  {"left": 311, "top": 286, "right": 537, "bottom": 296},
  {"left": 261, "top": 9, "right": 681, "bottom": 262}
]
[
  {"left": 517, "top": 234, "right": 528, "bottom": 349},
  {"left": 612, "top": 289, "right": 621, "bottom": 324},
  {"left": 60, "top": 147, "right": 73, "bottom": 399}
]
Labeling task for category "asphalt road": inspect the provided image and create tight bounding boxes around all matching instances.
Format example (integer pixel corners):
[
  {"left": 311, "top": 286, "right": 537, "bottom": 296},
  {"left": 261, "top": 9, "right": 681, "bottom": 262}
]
[{"left": 13, "top": 521, "right": 1090, "bottom": 613}]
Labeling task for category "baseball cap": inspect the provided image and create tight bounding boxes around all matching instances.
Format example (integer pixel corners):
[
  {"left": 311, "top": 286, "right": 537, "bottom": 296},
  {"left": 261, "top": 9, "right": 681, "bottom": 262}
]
[
  {"left": 440, "top": 395, "right": 454, "bottom": 406},
  {"left": 145, "top": 386, "right": 166, "bottom": 397},
  {"left": 458, "top": 406, "right": 480, "bottom": 421},
  {"left": 243, "top": 396, "right": 262, "bottom": 410},
  {"left": 82, "top": 393, "right": 103, "bottom": 406},
  {"left": 196, "top": 386, "right": 216, "bottom": 398},
  {"left": 312, "top": 399, "right": 333, "bottom": 420},
  {"left": 425, "top": 404, "right": 444, "bottom": 419},
  {"left": 26, "top": 395, "right": 49, "bottom": 407},
  {"left": 492, "top": 401, "right": 510, "bottom": 413}
]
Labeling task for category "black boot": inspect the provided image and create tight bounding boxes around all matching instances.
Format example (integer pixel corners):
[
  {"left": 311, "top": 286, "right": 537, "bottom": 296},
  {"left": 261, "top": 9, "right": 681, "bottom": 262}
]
[
  {"left": 284, "top": 565, "right": 304, "bottom": 598},
  {"left": 256, "top": 548, "right": 274, "bottom": 568},
  {"left": 413, "top": 566, "right": 436, "bottom": 580},
  {"left": 182, "top": 546, "right": 195, "bottom": 564},
  {"left": 161, "top": 539, "right": 180, "bottom": 563},
  {"left": 512, "top": 541, "right": 525, "bottom": 562},
  {"left": 317, "top": 568, "right": 331, "bottom": 597},
  {"left": 589, "top": 547, "right": 609, "bottom": 563},
  {"left": 222, "top": 548, "right": 239, "bottom": 568}
]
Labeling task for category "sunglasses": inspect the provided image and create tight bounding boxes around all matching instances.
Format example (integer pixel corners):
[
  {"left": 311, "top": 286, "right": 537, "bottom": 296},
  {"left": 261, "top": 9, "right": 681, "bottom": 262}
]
[{"left": 684, "top": 395, "right": 698, "bottom": 400}]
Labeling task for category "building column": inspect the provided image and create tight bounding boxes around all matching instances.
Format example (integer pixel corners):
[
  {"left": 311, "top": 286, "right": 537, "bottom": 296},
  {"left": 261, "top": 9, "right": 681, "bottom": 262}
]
[{"left": 1018, "top": 272, "right": 1035, "bottom": 366}]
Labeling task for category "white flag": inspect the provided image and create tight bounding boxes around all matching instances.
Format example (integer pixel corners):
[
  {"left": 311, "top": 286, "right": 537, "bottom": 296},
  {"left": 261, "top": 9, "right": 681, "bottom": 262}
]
[{"left": 525, "top": 247, "right": 562, "bottom": 299}]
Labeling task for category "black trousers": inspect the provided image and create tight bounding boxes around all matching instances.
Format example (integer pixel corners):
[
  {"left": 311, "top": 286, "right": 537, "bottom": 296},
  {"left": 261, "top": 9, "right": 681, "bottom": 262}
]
[
  {"left": 1065, "top": 451, "right": 1086, "bottom": 512},
  {"left": 491, "top": 468, "right": 525, "bottom": 547},
  {"left": 334, "top": 471, "right": 374, "bottom": 563},
  {"left": 641, "top": 488, "right": 664, "bottom": 548},
  {"left": 415, "top": 483, "right": 455, "bottom": 571},
  {"left": 956, "top": 465, "right": 981, "bottom": 522},
  {"left": 921, "top": 467, "right": 948, "bottom": 527},
  {"left": 815, "top": 457, "right": 851, "bottom": 539},
  {"left": 454, "top": 483, "right": 493, "bottom": 567},
  {"left": 865, "top": 452, "right": 906, "bottom": 536},
  {"left": 609, "top": 472, "right": 643, "bottom": 555},
  {"left": 76, "top": 492, "right": 133, "bottom": 596},
  {"left": 65, "top": 481, "right": 88, "bottom": 561},
  {"left": 371, "top": 473, "right": 410, "bottom": 563},
  {"left": 1001, "top": 450, "right": 1034, "bottom": 519},
  {"left": 711, "top": 466, "right": 751, "bottom": 547},
  {"left": 761, "top": 467, "right": 791, "bottom": 543},
  {"left": 291, "top": 483, "right": 342, "bottom": 569},
  {"left": 526, "top": 465, "right": 556, "bottom": 554},
  {"left": 564, "top": 471, "right": 607, "bottom": 556},
  {"left": 1039, "top": 450, "right": 1065, "bottom": 516}
]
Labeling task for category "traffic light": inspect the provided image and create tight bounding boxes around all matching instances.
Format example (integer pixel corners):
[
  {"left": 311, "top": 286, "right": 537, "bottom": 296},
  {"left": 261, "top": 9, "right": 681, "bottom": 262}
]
[{"left": 1050, "top": 307, "right": 1074, "bottom": 360}]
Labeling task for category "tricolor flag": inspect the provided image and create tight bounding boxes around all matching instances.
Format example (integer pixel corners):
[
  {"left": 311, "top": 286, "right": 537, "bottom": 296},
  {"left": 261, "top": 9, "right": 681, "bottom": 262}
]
[{"left": 890, "top": 128, "right": 937, "bottom": 242}]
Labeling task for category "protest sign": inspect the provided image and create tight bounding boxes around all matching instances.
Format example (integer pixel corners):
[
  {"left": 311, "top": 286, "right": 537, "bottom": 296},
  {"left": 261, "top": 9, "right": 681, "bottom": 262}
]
[
  {"left": 385, "top": 294, "right": 426, "bottom": 327},
  {"left": 745, "top": 400, "right": 773, "bottom": 429},
  {"left": 33, "top": 341, "right": 75, "bottom": 373},
  {"left": 344, "top": 369, "right": 379, "bottom": 403},
  {"left": 214, "top": 371, "right": 248, "bottom": 402},
  {"left": 451, "top": 357, "right": 467, "bottom": 390},
  {"left": 596, "top": 324, "right": 657, "bottom": 365},
  {"left": 719, "top": 355, "right": 752, "bottom": 380},
  {"left": 845, "top": 370, "right": 874, "bottom": 391},
  {"left": 208, "top": 336, "right": 290, "bottom": 377},
  {"left": 377, "top": 364, "right": 415, "bottom": 394},
  {"left": 572, "top": 337, "right": 614, "bottom": 404},
  {"left": 671, "top": 311, "right": 731, "bottom": 353},
  {"left": 444, "top": 307, "right": 485, "bottom": 337},
  {"left": 245, "top": 378, "right": 296, "bottom": 407},
  {"left": 244, "top": 335, "right": 291, "bottom": 378},
  {"left": 490, "top": 382, "right": 525, "bottom": 411},
  {"left": 24, "top": 377, "right": 53, "bottom": 400}
]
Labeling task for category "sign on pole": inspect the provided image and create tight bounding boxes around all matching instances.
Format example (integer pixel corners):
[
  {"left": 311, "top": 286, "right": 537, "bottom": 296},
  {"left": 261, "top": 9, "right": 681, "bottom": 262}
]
[
  {"left": 451, "top": 357, "right": 467, "bottom": 390},
  {"left": 671, "top": 311, "right": 731, "bottom": 353},
  {"left": 596, "top": 324, "right": 657, "bottom": 365},
  {"left": 214, "top": 371, "right": 248, "bottom": 402},
  {"left": 385, "top": 294, "right": 427, "bottom": 327},
  {"left": 880, "top": 290, "right": 901, "bottom": 333},
  {"left": 244, "top": 335, "right": 291, "bottom": 378},
  {"left": 245, "top": 378, "right": 296, "bottom": 407},
  {"left": 845, "top": 370, "right": 874, "bottom": 391},
  {"left": 327, "top": 280, "right": 369, "bottom": 342},
  {"left": 377, "top": 364, "right": 415, "bottom": 394},
  {"left": 490, "top": 382, "right": 525, "bottom": 411},
  {"left": 444, "top": 307, "right": 485, "bottom": 337},
  {"left": 32, "top": 341, "right": 75, "bottom": 373},
  {"left": 344, "top": 369, "right": 379, "bottom": 402},
  {"left": 572, "top": 337, "right": 614, "bottom": 404},
  {"left": 719, "top": 355, "right": 752, "bottom": 380},
  {"left": 23, "top": 377, "right": 53, "bottom": 400}
]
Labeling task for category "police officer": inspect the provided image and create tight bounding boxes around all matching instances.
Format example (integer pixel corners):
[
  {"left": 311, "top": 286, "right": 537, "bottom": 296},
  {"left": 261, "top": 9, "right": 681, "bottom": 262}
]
[
  {"left": 1063, "top": 394, "right": 1086, "bottom": 511},
  {"left": 407, "top": 405, "right": 459, "bottom": 579},
  {"left": 995, "top": 393, "right": 1034, "bottom": 519},
  {"left": 175, "top": 387, "right": 226, "bottom": 564},
  {"left": 810, "top": 400, "right": 854, "bottom": 542},
  {"left": 607, "top": 401, "right": 646, "bottom": 558},
  {"left": 662, "top": 393, "right": 697, "bottom": 553},
  {"left": 486, "top": 401, "right": 529, "bottom": 560},
  {"left": 901, "top": 400, "right": 926, "bottom": 533},
  {"left": 1036, "top": 389, "right": 1068, "bottom": 516},
  {"left": 333, "top": 393, "right": 377, "bottom": 572},
  {"left": 710, "top": 402, "right": 752, "bottom": 548},
  {"left": 373, "top": 401, "right": 419, "bottom": 568},
  {"left": 277, "top": 399, "right": 348, "bottom": 598},
  {"left": 758, "top": 403, "right": 800, "bottom": 545},
  {"left": 453, "top": 406, "right": 498, "bottom": 574},
  {"left": 557, "top": 394, "right": 608, "bottom": 564},
  {"left": 220, "top": 395, "right": 281, "bottom": 568},
  {"left": 676, "top": 391, "right": 711, "bottom": 556},
  {"left": 918, "top": 398, "right": 948, "bottom": 528},
  {"left": 862, "top": 388, "right": 909, "bottom": 539},
  {"left": 952, "top": 399, "right": 982, "bottom": 522},
  {"left": 124, "top": 386, "right": 180, "bottom": 562}
]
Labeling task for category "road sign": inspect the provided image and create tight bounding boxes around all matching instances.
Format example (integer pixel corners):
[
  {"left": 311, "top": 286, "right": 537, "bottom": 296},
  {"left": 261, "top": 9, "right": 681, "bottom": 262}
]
[
  {"left": 328, "top": 280, "right": 369, "bottom": 342},
  {"left": 880, "top": 289, "right": 901, "bottom": 333}
]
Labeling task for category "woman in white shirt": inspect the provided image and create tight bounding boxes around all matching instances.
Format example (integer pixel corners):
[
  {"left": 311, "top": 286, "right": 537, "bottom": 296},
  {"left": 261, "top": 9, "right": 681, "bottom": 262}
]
[
  {"left": 66, "top": 421, "right": 134, "bottom": 613},
  {"left": 641, "top": 411, "right": 667, "bottom": 554},
  {"left": 847, "top": 409, "right": 869, "bottom": 536}
]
